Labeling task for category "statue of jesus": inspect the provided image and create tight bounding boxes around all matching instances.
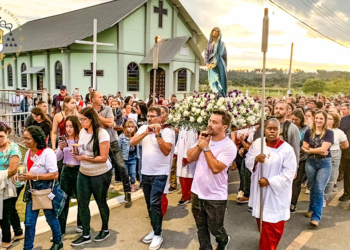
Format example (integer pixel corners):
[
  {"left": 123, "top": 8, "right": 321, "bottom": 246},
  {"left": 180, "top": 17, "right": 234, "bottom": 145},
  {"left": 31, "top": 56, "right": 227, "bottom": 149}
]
[{"left": 205, "top": 27, "right": 227, "bottom": 97}]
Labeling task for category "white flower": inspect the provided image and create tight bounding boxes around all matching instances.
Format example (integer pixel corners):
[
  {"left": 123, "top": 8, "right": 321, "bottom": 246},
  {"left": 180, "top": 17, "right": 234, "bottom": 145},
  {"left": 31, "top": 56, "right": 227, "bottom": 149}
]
[
  {"left": 232, "top": 109, "right": 238, "bottom": 115},
  {"left": 184, "top": 111, "right": 189, "bottom": 117},
  {"left": 201, "top": 110, "right": 207, "bottom": 117},
  {"left": 214, "top": 105, "right": 218, "bottom": 109},
  {"left": 219, "top": 106, "right": 226, "bottom": 111},
  {"left": 197, "top": 117, "right": 203, "bottom": 123},
  {"left": 173, "top": 118, "right": 177, "bottom": 122},
  {"left": 190, "top": 117, "right": 195, "bottom": 122},
  {"left": 196, "top": 109, "right": 201, "bottom": 114},
  {"left": 196, "top": 98, "right": 201, "bottom": 103},
  {"left": 187, "top": 96, "right": 193, "bottom": 101},
  {"left": 218, "top": 97, "right": 225, "bottom": 103},
  {"left": 175, "top": 103, "right": 180, "bottom": 108},
  {"left": 193, "top": 102, "right": 198, "bottom": 107},
  {"left": 200, "top": 102, "right": 206, "bottom": 107},
  {"left": 207, "top": 104, "right": 212, "bottom": 110},
  {"left": 191, "top": 107, "right": 197, "bottom": 112},
  {"left": 168, "top": 114, "right": 173, "bottom": 120},
  {"left": 210, "top": 94, "right": 215, "bottom": 100}
]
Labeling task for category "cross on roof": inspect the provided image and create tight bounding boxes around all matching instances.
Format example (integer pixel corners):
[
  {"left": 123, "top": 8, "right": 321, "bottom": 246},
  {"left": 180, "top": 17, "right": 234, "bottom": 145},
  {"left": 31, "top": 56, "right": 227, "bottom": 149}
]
[
  {"left": 154, "top": 0, "right": 168, "bottom": 28},
  {"left": 84, "top": 63, "right": 104, "bottom": 87},
  {"left": 75, "top": 19, "right": 114, "bottom": 90}
]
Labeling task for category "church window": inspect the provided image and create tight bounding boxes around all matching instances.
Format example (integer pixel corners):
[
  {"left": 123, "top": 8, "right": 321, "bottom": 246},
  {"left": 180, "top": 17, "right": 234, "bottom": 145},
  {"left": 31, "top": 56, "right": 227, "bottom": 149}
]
[
  {"left": 7, "top": 65, "right": 13, "bottom": 87},
  {"left": 127, "top": 63, "right": 139, "bottom": 91},
  {"left": 177, "top": 69, "right": 187, "bottom": 91},
  {"left": 55, "top": 61, "right": 63, "bottom": 89},
  {"left": 21, "top": 63, "right": 27, "bottom": 87}
]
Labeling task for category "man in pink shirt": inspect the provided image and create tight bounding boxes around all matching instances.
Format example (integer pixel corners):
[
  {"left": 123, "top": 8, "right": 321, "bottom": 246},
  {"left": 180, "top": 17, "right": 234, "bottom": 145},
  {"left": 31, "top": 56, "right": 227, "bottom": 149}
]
[{"left": 187, "top": 110, "right": 237, "bottom": 250}]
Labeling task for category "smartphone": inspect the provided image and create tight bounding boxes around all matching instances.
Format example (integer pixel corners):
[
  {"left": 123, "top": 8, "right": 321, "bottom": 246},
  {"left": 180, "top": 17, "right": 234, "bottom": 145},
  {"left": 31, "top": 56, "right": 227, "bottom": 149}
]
[{"left": 59, "top": 135, "right": 67, "bottom": 143}]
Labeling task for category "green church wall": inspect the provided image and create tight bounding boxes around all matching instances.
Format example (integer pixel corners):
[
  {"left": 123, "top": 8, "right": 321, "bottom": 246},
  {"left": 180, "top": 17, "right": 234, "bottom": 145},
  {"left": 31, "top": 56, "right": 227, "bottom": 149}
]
[
  {"left": 124, "top": 6, "right": 146, "bottom": 54},
  {"left": 69, "top": 25, "right": 118, "bottom": 51},
  {"left": 70, "top": 52, "right": 118, "bottom": 95},
  {"left": 150, "top": 0, "right": 173, "bottom": 44},
  {"left": 176, "top": 17, "right": 192, "bottom": 37}
]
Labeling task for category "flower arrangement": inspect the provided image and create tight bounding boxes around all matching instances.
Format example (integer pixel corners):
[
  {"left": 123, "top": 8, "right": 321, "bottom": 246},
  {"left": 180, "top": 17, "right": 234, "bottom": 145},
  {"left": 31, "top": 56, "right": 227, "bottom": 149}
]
[{"left": 167, "top": 90, "right": 263, "bottom": 131}]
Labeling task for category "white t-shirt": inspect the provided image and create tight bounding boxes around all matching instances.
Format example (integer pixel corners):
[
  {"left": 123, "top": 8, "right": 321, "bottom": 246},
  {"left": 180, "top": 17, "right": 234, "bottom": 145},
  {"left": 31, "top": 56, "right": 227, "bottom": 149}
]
[
  {"left": 137, "top": 125, "right": 175, "bottom": 176},
  {"left": 9, "top": 94, "right": 23, "bottom": 113},
  {"left": 330, "top": 128, "right": 347, "bottom": 151},
  {"left": 78, "top": 128, "right": 112, "bottom": 173},
  {"left": 191, "top": 137, "right": 237, "bottom": 200},
  {"left": 24, "top": 148, "right": 58, "bottom": 176}
]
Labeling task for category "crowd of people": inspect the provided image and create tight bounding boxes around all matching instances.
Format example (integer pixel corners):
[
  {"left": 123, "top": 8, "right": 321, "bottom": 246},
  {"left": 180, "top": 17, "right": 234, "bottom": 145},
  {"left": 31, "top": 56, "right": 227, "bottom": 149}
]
[{"left": 1, "top": 86, "right": 350, "bottom": 250}]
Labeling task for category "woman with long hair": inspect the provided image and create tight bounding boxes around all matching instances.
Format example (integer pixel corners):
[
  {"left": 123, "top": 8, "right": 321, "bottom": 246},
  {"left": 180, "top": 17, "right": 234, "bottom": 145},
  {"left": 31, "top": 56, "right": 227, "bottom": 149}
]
[
  {"left": 19, "top": 126, "right": 63, "bottom": 250},
  {"left": 57, "top": 116, "right": 83, "bottom": 237},
  {"left": 71, "top": 108, "right": 112, "bottom": 246},
  {"left": 302, "top": 111, "right": 334, "bottom": 227},
  {"left": 324, "top": 113, "right": 349, "bottom": 201},
  {"left": 118, "top": 120, "right": 139, "bottom": 192},
  {"left": 304, "top": 108, "right": 315, "bottom": 127},
  {"left": 290, "top": 109, "right": 310, "bottom": 212},
  {"left": 0, "top": 123, "right": 23, "bottom": 250},
  {"left": 31, "top": 107, "right": 52, "bottom": 141},
  {"left": 108, "top": 96, "right": 114, "bottom": 107},
  {"left": 51, "top": 96, "right": 78, "bottom": 151}
]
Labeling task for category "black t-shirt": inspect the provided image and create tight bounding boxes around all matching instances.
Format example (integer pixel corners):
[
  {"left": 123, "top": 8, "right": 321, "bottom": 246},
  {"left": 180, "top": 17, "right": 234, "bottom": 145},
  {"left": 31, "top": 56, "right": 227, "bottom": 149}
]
[
  {"left": 137, "top": 115, "right": 147, "bottom": 128},
  {"left": 129, "top": 144, "right": 136, "bottom": 157},
  {"left": 304, "top": 129, "right": 334, "bottom": 158},
  {"left": 25, "top": 114, "right": 35, "bottom": 128}
]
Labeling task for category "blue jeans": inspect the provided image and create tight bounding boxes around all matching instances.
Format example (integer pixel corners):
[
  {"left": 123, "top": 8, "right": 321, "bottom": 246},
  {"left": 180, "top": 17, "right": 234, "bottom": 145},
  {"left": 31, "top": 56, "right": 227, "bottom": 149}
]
[
  {"left": 24, "top": 200, "right": 62, "bottom": 250},
  {"left": 125, "top": 154, "right": 137, "bottom": 184},
  {"left": 305, "top": 157, "right": 332, "bottom": 222},
  {"left": 142, "top": 174, "right": 168, "bottom": 235}
]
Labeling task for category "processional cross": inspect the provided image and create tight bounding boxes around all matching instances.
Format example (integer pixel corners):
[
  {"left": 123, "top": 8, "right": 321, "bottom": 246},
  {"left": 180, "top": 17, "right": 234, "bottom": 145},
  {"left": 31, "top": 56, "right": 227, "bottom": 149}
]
[{"left": 75, "top": 19, "right": 114, "bottom": 90}]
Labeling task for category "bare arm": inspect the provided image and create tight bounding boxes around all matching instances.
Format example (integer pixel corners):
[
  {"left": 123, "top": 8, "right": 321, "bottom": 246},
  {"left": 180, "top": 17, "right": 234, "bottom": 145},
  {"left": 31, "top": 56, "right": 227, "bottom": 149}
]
[
  {"left": 51, "top": 113, "right": 61, "bottom": 150},
  {"left": 156, "top": 138, "right": 172, "bottom": 156},
  {"left": 340, "top": 139, "right": 349, "bottom": 150},
  {"left": 130, "top": 132, "right": 148, "bottom": 146},
  {"left": 187, "top": 145, "right": 202, "bottom": 163},
  {"left": 8, "top": 155, "right": 20, "bottom": 178},
  {"left": 303, "top": 141, "right": 332, "bottom": 155},
  {"left": 19, "top": 171, "right": 59, "bottom": 181},
  {"left": 81, "top": 141, "right": 110, "bottom": 163},
  {"left": 203, "top": 150, "right": 228, "bottom": 174},
  {"left": 98, "top": 114, "right": 114, "bottom": 128}
]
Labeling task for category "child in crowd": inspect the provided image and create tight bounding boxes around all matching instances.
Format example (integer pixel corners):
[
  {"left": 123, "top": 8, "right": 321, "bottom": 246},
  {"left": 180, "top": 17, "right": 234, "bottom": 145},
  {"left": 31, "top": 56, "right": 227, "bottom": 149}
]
[{"left": 118, "top": 120, "right": 139, "bottom": 192}]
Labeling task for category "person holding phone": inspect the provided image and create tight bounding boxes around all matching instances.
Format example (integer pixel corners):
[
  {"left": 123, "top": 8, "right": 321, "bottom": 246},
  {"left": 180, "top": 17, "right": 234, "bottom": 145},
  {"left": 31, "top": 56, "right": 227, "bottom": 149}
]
[{"left": 56, "top": 116, "right": 83, "bottom": 237}]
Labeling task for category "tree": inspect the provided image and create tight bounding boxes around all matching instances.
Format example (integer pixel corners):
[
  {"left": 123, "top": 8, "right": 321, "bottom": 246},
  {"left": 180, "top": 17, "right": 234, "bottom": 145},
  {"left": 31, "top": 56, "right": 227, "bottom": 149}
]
[{"left": 303, "top": 78, "right": 326, "bottom": 93}]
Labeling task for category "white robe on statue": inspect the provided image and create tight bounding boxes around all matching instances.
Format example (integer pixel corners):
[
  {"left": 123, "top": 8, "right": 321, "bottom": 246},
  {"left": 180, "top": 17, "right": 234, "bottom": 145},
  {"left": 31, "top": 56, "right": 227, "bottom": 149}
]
[
  {"left": 174, "top": 129, "right": 198, "bottom": 178},
  {"left": 245, "top": 138, "right": 297, "bottom": 223}
]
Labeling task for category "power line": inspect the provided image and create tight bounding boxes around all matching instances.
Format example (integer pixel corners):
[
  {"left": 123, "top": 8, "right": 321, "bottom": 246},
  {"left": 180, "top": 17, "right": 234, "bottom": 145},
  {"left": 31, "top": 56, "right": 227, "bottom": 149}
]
[
  {"left": 264, "top": 0, "right": 348, "bottom": 48},
  {"left": 283, "top": 0, "right": 350, "bottom": 42},
  {"left": 300, "top": 0, "right": 350, "bottom": 38},
  {"left": 311, "top": 0, "right": 350, "bottom": 30}
]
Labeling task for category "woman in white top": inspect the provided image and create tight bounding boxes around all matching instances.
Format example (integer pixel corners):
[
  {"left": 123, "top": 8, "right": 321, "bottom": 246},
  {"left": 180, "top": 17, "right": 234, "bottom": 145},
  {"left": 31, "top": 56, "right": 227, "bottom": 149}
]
[
  {"left": 324, "top": 113, "right": 349, "bottom": 201},
  {"left": 18, "top": 126, "right": 62, "bottom": 250},
  {"left": 71, "top": 107, "right": 112, "bottom": 246}
]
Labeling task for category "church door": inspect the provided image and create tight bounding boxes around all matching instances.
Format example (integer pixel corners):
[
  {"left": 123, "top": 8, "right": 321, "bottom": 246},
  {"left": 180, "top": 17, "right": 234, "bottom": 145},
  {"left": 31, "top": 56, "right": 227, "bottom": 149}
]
[
  {"left": 37, "top": 73, "right": 43, "bottom": 90},
  {"left": 150, "top": 68, "right": 165, "bottom": 98}
]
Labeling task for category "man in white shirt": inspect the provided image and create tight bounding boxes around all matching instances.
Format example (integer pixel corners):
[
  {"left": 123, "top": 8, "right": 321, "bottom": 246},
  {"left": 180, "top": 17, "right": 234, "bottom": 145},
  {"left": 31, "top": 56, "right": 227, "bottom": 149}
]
[
  {"left": 187, "top": 110, "right": 237, "bottom": 250},
  {"left": 9, "top": 88, "right": 24, "bottom": 135},
  {"left": 130, "top": 107, "right": 175, "bottom": 250}
]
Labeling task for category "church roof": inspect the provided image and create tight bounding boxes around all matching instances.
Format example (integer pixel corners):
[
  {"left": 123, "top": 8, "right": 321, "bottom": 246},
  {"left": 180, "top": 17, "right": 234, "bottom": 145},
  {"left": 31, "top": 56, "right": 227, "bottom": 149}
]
[
  {"left": 2, "top": 0, "right": 147, "bottom": 54},
  {"left": 140, "top": 36, "right": 205, "bottom": 66},
  {"left": 2, "top": 0, "right": 208, "bottom": 54}
]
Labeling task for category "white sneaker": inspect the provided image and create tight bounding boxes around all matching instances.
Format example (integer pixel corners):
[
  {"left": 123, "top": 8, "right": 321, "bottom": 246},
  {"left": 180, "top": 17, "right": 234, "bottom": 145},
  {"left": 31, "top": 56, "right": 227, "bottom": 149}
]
[
  {"left": 237, "top": 190, "right": 244, "bottom": 199},
  {"left": 323, "top": 199, "right": 327, "bottom": 208},
  {"left": 305, "top": 188, "right": 310, "bottom": 194},
  {"left": 149, "top": 235, "right": 163, "bottom": 250},
  {"left": 143, "top": 231, "right": 154, "bottom": 244},
  {"left": 71, "top": 198, "right": 77, "bottom": 203}
]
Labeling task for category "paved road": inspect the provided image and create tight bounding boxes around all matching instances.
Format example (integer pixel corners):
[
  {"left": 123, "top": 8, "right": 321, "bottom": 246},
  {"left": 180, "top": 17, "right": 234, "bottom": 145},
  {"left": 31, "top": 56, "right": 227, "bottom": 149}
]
[{"left": 11, "top": 171, "right": 350, "bottom": 250}]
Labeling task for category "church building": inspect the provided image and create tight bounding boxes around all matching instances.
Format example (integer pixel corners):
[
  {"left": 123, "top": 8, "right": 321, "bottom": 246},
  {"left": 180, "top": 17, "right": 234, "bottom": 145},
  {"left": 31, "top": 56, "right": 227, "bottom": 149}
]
[{"left": 0, "top": 0, "right": 207, "bottom": 99}]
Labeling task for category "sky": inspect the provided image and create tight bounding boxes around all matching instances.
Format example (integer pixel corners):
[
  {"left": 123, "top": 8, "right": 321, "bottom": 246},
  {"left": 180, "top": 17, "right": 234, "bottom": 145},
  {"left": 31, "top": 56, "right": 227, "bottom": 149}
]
[{"left": 2, "top": 0, "right": 350, "bottom": 72}]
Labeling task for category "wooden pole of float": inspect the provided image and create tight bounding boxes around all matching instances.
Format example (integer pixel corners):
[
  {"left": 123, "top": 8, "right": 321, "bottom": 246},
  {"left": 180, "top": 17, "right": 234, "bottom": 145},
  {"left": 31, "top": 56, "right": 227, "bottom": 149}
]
[{"left": 260, "top": 7, "right": 269, "bottom": 237}]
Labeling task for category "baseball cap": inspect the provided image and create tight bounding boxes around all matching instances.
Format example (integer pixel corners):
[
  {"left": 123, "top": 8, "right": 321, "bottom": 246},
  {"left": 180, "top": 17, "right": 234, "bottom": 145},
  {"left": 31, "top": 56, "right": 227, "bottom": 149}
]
[{"left": 60, "top": 85, "right": 67, "bottom": 90}]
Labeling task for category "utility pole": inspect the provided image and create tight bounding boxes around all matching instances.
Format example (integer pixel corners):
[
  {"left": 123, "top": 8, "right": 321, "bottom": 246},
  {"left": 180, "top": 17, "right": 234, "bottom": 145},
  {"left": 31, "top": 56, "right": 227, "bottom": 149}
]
[{"left": 287, "top": 42, "right": 294, "bottom": 96}]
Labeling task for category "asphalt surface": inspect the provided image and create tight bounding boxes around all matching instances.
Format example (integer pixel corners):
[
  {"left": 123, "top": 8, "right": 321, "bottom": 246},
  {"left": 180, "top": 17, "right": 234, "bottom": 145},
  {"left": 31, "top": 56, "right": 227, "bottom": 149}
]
[{"left": 10, "top": 171, "right": 350, "bottom": 250}]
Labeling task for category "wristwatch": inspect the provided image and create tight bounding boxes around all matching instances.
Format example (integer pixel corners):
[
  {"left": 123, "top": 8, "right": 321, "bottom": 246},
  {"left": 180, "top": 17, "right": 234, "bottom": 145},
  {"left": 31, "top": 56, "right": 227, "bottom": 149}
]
[
  {"left": 155, "top": 133, "right": 162, "bottom": 138},
  {"left": 203, "top": 147, "right": 210, "bottom": 152}
]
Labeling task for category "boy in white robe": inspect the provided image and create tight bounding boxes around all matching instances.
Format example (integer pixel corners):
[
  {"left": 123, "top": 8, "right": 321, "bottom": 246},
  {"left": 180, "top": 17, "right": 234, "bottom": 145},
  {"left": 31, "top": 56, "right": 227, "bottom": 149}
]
[{"left": 245, "top": 118, "right": 297, "bottom": 250}]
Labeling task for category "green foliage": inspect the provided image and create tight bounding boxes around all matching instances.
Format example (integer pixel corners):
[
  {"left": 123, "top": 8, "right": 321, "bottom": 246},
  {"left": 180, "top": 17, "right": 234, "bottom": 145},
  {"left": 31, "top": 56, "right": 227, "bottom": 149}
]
[{"left": 303, "top": 78, "right": 326, "bottom": 93}]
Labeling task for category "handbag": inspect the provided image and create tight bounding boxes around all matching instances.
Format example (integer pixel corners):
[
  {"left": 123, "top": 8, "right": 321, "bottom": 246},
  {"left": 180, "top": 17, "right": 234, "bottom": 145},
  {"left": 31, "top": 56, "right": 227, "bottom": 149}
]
[{"left": 29, "top": 179, "right": 55, "bottom": 210}]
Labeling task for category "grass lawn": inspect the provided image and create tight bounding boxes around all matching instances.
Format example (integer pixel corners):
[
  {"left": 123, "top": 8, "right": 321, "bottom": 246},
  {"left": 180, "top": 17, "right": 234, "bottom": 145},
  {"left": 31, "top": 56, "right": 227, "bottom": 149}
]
[{"left": 15, "top": 145, "right": 122, "bottom": 222}]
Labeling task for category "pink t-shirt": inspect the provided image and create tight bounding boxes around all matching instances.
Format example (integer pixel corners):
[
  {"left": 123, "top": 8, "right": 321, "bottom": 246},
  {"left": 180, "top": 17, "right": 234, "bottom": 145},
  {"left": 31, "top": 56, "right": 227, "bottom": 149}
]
[{"left": 191, "top": 137, "right": 237, "bottom": 200}]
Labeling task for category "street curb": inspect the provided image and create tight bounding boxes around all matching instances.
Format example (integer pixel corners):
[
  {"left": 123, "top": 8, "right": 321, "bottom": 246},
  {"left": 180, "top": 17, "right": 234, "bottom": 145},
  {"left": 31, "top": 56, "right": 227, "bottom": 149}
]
[{"left": 20, "top": 189, "right": 145, "bottom": 236}]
